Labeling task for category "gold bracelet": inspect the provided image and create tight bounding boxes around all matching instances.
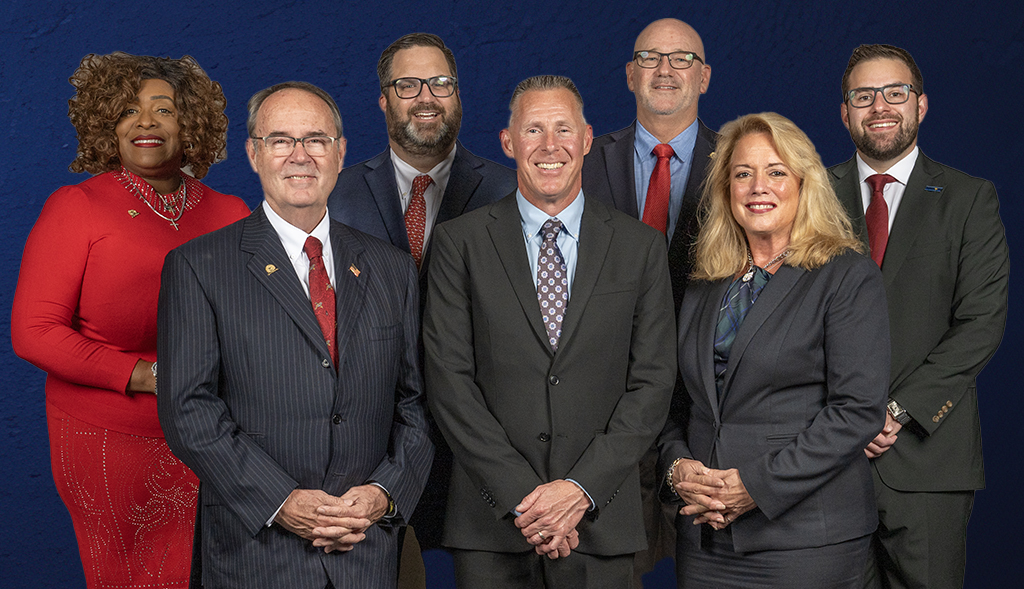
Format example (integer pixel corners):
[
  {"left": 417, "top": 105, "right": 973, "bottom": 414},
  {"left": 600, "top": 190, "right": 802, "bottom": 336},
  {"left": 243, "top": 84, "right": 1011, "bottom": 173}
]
[{"left": 666, "top": 457, "right": 683, "bottom": 498}]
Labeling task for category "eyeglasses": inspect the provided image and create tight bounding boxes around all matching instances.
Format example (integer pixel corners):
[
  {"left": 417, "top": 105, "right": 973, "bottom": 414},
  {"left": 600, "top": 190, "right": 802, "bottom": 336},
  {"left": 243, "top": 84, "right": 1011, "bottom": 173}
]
[
  {"left": 383, "top": 76, "right": 458, "bottom": 99},
  {"left": 846, "top": 84, "right": 918, "bottom": 108},
  {"left": 251, "top": 135, "right": 340, "bottom": 157},
  {"left": 632, "top": 50, "right": 704, "bottom": 70}
]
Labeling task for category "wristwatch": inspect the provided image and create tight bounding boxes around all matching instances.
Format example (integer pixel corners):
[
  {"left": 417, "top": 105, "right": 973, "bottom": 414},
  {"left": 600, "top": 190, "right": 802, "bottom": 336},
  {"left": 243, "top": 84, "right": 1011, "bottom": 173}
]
[
  {"left": 886, "top": 398, "right": 910, "bottom": 425},
  {"left": 151, "top": 362, "right": 158, "bottom": 396}
]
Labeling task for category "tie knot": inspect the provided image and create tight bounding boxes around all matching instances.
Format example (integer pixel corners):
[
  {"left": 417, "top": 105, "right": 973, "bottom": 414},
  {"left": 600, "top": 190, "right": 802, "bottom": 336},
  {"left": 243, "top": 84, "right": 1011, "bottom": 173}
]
[
  {"left": 303, "top": 236, "right": 324, "bottom": 259},
  {"left": 412, "top": 174, "right": 433, "bottom": 195},
  {"left": 653, "top": 143, "right": 675, "bottom": 159},
  {"left": 541, "top": 218, "right": 563, "bottom": 243},
  {"left": 866, "top": 173, "right": 896, "bottom": 194}
]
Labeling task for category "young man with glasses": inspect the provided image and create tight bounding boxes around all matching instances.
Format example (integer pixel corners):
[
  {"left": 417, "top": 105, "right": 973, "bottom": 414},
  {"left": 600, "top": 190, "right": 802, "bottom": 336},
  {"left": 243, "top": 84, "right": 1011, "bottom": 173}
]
[
  {"left": 829, "top": 44, "right": 1009, "bottom": 589},
  {"left": 581, "top": 18, "right": 715, "bottom": 586},
  {"left": 327, "top": 32, "right": 515, "bottom": 589}
]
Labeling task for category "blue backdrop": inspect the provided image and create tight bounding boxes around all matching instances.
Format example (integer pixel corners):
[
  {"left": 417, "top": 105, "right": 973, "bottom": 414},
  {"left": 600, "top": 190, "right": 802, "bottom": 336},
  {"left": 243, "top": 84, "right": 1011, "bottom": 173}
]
[{"left": 2, "top": 1, "right": 1020, "bottom": 586}]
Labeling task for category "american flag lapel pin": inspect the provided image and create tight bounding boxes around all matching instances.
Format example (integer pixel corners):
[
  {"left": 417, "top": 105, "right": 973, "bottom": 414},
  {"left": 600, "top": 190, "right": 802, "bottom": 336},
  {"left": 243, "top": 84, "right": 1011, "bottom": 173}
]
[{"left": 349, "top": 264, "right": 360, "bottom": 277}]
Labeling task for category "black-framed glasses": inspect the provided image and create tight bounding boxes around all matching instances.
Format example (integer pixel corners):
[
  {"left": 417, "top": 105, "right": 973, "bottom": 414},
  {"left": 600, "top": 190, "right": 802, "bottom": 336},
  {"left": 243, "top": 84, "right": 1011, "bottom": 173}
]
[
  {"left": 383, "top": 76, "right": 458, "bottom": 99},
  {"left": 251, "top": 135, "right": 340, "bottom": 157},
  {"left": 846, "top": 84, "right": 918, "bottom": 108},
  {"left": 632, "top": 50, "right": 704, "bottom": 70}
]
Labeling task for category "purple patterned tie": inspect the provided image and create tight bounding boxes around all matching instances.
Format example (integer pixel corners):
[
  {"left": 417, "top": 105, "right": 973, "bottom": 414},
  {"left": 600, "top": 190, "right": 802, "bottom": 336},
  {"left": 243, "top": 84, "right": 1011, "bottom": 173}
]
[{"left": 537, "top": 219, "right": 568, "bottom": 351}]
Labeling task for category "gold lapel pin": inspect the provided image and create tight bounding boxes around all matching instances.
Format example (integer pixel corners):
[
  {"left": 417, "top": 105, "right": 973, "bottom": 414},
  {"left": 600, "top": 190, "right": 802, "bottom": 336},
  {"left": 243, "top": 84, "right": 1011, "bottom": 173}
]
[
  {"left": 349, "top": 264, "right": 360, "bottom": 277},
  {"left": 128, "top": 209, "right": 139, "bottom": 218},
  {"left": 266, "top": 264, "right": 278, "bottom": 275}
]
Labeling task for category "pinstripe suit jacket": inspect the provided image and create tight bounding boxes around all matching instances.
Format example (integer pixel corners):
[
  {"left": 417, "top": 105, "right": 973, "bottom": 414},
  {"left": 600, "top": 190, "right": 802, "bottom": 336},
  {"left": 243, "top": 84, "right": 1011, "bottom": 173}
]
[{"left": 157, "top": 206, "right": 433, "bottom": 589}]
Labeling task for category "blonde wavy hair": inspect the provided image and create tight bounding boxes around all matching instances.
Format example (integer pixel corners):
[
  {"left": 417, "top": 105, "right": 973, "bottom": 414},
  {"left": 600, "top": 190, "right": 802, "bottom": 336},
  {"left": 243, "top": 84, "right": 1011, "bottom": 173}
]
[{"left": 692, "top": 112, "right": 863, "bottom": 281}]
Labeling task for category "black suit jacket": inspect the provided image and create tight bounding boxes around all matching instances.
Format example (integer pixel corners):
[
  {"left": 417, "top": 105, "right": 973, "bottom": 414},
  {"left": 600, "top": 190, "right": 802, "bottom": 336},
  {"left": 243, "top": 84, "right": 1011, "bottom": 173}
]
[
  {"left": 423, "top": 194, "right": 677, "bottom": 555},
  {"left": 582, "top": 119, "right": 717, "bottom": 312},
  {"left": 157, "top": 207, "right": 433, "bottom": 588},
  {"left": 830, "top": 153, "right": 1009, "bottom": 492},
  {"left": 660, "top": 251, "right": 889, "bottom": 552}
]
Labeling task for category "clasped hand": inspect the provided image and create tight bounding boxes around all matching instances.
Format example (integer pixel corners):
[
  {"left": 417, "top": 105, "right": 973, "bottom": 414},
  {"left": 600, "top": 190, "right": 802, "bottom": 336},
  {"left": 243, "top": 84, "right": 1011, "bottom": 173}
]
[
  {"left": 671, "top": 458, "right": 755, "bottom": 530},
  {"left": 274, "top": 485, "right": 389, "bottom": 553},
  {"left": 514, "top": 480, "right": 588, "bottom": 559}
]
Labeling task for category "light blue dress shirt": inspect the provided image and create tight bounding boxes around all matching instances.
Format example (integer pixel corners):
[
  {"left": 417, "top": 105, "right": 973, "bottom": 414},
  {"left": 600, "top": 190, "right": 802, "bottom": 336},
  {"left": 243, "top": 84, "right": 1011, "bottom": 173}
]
[
  {"left": 516, "top": 189, "right": 583, "bottom": 297},
  {"left": 633, "top": 119, "right": 698, "bottom": 243}
]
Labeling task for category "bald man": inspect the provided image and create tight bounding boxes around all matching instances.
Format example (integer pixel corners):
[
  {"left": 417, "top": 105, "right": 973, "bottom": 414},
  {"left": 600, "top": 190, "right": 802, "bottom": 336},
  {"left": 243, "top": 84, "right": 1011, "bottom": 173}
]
[{"left": 581, "top": 19, "right": 715, "bottom": 584}]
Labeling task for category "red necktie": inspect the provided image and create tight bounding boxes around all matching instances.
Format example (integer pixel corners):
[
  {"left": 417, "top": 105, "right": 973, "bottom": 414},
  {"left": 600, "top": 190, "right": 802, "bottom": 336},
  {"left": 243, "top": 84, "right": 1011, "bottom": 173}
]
[
  {"left": 642, "top": 143, "right": 675, "bottom": 234},
  {"left": 865, "top": 173, "right": 896, "bottom": 267},
  {"left": 303, "top": 236, "right": 337, "bottom": 369},
  {"left": 405, "top": 174, "right": 433, "bottom": 268}
]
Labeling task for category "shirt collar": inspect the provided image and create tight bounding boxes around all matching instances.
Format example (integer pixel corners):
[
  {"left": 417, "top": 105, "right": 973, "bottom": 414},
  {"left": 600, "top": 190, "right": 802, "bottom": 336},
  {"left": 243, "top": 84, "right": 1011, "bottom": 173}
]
[
  {"left": 855, "top": 146, "right": 919, "bottom": 186},
  {"left": 635, "top": 118, "right": 699, "bottom": 161},
  {"left": 516, "top": 189, "right": 585, "bottom": 243},
  {"left": 389, "top": 142, "right": 458, "bottom": 192},
  {"left": 262, "top": 200, "right": 332, "bottom": 261}
]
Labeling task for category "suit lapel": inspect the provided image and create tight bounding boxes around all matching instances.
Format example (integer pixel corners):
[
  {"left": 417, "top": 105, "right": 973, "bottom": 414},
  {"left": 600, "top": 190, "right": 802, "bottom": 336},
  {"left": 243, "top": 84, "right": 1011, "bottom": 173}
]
[
  {"left": 487, "top": 195, "right": 550, "bottom": 351},
  {"left": 831, "top": 157, "right": 869, "bottom": 248},
  {"left": 363, "top": 153, "right": 410, "bottom": 251},
  {"left": 880, "top": 155, "right": 941, "bottom": 287},
  {"left": 694, "top": 279, "right": 728, "bottom": 422},
  {"left": 436, "top": 142, "right": 483, "bottom": 224},
  {"left": 556, "top": 199, "right": 613, "bottom": 352},
  {"left": 329, "top": 221, "right": 368, "bottom": 368},
  {"left": 667, "top": 120, "right": 716, "bottom": 306},
  {"left": 603, "top": 125, "right": 638, "bottom": 217},
  {"left": 241, "top": 208, "right": 332, "bottom": 362},
  {"left": 720, "top": 265, "right": 805, "bottom": 403}
]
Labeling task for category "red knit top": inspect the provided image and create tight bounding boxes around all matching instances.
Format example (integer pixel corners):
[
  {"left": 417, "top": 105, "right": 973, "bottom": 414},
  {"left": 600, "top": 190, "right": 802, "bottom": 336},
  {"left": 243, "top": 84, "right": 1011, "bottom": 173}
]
[{"left": 12, "top": 171, "right": 250, "bottom": 437}]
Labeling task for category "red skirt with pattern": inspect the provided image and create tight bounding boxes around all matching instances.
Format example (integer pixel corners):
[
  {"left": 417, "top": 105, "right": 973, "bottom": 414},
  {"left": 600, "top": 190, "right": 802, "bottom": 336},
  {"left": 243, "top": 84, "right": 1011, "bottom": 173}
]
[{"left": 47, "top": 402, "right": 198, "bottom": 589}]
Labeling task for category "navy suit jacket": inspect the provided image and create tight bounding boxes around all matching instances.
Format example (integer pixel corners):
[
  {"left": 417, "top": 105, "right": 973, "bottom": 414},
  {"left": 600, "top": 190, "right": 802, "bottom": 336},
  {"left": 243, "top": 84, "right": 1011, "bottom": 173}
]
[
  {"left": 582, "top": 119, "right": 717, "bottom": 313},
  {"left": 423, "top": 194, "right": 677, "bottom": 555},
  {"left": 328, "top": 141, "right": 516, "bottom": 283},
  {"left": 830, "top": 153, "right": 1009, "bottom": 492},
  {"left": 659, "top": 251, "right": 889, "bottom": 552},
  {"left": 158, "top": 206, "right": 433, "bottom": 589}
]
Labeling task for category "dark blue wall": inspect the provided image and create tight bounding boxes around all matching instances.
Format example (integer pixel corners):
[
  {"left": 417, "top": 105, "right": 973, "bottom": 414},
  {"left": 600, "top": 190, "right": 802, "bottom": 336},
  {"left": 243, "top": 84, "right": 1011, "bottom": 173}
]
[{"left": 2, "top": 1, "right": 1020, "bottom": 586}]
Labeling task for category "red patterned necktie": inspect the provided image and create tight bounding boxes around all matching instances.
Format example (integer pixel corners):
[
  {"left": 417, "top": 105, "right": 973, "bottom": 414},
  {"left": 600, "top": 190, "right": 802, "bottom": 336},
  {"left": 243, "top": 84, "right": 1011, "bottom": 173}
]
[
  {"left": 865, "top": 173, "right": 896, "bottom": 267},
  {"left": 642, "top": 143, "right": 675, "bottom": 234},
  {"left": 405, "top": 174, "right": 433, "bottom": 268},
  {"left": 303, "top": 236, "right": 337, "bottom": 369}
]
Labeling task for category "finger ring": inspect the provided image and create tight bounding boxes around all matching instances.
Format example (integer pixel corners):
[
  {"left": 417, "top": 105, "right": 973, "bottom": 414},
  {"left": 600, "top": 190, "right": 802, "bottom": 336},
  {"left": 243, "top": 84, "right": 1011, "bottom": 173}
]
[{"left": 537, "top": 531, "right": 545, "bottom": 540}]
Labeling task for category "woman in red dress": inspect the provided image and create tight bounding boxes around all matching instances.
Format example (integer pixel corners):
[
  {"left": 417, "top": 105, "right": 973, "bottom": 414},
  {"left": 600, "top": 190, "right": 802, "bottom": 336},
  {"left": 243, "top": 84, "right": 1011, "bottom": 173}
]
[{"left": 11, "top": 52, "right": 250, "bottom": 588}]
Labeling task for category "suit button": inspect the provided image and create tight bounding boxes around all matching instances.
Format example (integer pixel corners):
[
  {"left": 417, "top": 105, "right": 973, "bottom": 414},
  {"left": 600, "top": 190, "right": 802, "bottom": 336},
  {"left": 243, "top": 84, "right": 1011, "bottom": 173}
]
[
  {"left": 932, "top": 415, "right": 940, "bottom": 423},
  {"left": 322, "top": 358, "right": 331, "bottom": 368},
  {"left": 332, "top": 414, "right": 343, "bottom": 424},
  {"left": 549, "top": 375, "right": 559, "bottom": 385},
  {"left": 538, "top": 433, "right": 551, "bottom": 442}
]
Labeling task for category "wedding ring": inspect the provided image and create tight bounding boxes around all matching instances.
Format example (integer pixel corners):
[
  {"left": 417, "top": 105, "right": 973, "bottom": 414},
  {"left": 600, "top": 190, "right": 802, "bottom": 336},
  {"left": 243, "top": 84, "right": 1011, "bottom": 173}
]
[{"left": 537, "top": 531, "right": 545, "bottom": 540}]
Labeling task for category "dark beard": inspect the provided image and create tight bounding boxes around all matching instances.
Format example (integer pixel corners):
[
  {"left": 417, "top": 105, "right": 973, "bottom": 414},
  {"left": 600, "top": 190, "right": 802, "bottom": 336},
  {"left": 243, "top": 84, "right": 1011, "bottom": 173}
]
[
  {"left": 852, "top": 117, "right": 918, "bottom": 163},
  {"left": 386, "top": 100, "right": 462, "bottom": 157}
]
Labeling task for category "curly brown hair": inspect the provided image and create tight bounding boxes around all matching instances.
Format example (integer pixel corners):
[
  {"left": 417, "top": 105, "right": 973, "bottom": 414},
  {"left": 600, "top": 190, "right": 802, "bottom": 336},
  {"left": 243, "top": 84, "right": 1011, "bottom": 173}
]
[{"left": 68, "top": 52, "right": 228, "bottom": 179}]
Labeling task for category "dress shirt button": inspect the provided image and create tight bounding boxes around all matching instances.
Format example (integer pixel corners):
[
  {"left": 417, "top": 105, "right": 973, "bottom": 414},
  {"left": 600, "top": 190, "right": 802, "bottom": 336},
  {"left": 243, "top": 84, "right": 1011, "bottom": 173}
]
[
  {"left": 332, "top": 414, "right": 343, "bottom": 425},
  {"left": 322, "top": 358, "right": 331, "bottom": 368},
  {"left": 548, "top": 375, "right": 559, "bottom": 385},
  {"left": 538, "top": 432, "right": 551, "bottom": 442}
]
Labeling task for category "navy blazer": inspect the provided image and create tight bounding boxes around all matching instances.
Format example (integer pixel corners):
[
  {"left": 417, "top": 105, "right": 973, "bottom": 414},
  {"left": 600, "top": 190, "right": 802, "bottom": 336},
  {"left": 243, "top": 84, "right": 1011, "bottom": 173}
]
[
  {"left": 582, "top": 119, "right": 717, "bottom": 313},
  {"left": 830, "top": 153, "right": 1009, "bottom": 492},
  {"left": 328, "top": 141, "right": 516, "bottom": 281},
  {"left": 424, "top": 194, "right": 677, "bottom": 555},
  {"left": 158, "top": 207, "right": 433, "bottom": 589},
  {"left": 659, "top": 251, "right": 889, "bottom": 552}
]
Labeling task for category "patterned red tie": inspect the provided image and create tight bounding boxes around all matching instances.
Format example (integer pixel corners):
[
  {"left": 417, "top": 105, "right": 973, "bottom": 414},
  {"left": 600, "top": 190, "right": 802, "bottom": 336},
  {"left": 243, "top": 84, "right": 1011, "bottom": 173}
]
[
  {"left": 303, "top": 236, "right": 337, "bottom": 369},
  {"left": 405, "top": 174, "right": 433, "bottom": 268},
  {"left": 865, "top": 173, "right": 896, "bottom": 267},
  {"left": 642, "top": 143, "right": 675, "bottom": 234}
]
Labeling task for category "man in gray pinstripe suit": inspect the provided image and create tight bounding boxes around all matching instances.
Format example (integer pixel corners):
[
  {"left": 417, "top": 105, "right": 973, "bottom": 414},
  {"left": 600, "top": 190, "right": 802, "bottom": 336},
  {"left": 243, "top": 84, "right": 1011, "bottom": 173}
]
[{"left": 158, "top": 81, "right": 432, "bottom": 589}]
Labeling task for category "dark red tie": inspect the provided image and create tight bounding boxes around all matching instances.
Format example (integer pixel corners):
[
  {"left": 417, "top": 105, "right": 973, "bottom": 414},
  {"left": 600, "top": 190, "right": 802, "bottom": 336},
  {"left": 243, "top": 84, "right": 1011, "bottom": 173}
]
[
  {"left": 642, "top": 144, "right": 675, "bottom": 234},
  {"left": 303, "top": 236, "right": 337, "bottom": 368},
  {"left": 405, "top": 174, "right": 433, "bottom": 268},
  {"left": 865, "top": 173, "right": 896, "bottom": 267}
]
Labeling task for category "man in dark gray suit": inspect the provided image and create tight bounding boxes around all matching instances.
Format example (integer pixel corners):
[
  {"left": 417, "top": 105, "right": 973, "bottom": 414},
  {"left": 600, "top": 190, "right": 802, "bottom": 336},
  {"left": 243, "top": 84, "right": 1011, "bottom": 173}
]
[
  {"left": 828, "top": 44, "right": 1009, "bottom": 589},
  {"left": 424, "top": 75, "right": 676, "bottom": 588},
  {"left": 158, "top": 81, "right": 432, "bottom": 589},
  {"left": 581, "top": 19, "right": 715, "bottom": 583},
  {"left": 326, "top": 34, "right": 516, "bottom": 580}
]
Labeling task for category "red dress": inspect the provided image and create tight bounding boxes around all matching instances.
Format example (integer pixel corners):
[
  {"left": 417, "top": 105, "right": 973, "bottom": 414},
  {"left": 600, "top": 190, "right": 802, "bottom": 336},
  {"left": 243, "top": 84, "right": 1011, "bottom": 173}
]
[{"left": 11, "top": 171, "right": 250, "bottom": 588}]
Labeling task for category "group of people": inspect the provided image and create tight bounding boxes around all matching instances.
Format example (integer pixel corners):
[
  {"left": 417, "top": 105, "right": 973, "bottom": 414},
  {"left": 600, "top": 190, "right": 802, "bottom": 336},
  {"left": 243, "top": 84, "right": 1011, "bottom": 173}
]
[{"left": 10, "top": 16, "right": 1007, "bottom": 589}]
